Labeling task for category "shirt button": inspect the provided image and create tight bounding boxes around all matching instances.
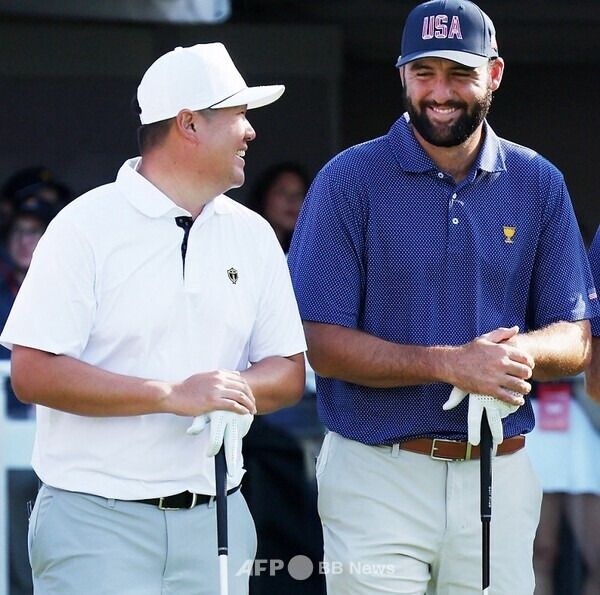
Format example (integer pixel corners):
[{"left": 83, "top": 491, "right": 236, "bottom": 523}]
[
  {"left": 452, "top": 218, "right": 459, "bottom": 224},
  {"left": 437, "top": 172, "right": 444, "bottom": 179},
  {"left": 452, "top": 193, "right": 457, "bottom": 199}
]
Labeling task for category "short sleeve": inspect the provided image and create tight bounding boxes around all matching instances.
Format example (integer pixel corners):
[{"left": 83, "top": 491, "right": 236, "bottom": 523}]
[
  {"left": 247, "top": 228, "right": 306, "bottom": 362},
  {"left": 0, "top": 214, "right": 96, "bottom": 357},
  {"left": 528, "top": 178, "right": 598, "bottom": 327},
  {"left": 288, "top": 163, "right": 366, "bottom": 329}
]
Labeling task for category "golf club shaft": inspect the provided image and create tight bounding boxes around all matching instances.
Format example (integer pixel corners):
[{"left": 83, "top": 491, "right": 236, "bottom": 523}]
[
  {"left": 480, "top": 409, "right": 492, "bottom": 593},
  {"left": 215, "top": 445, "right": 229, "bottom": 595},
  {"left": 219, "top": 555, "right": 228, "bottom": 595},
  {"left": 482, "top": 522, "right": 490, "bottom": 594}
]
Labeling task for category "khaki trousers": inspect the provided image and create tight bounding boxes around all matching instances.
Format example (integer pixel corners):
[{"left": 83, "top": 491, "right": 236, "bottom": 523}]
[{"left": 316, "top": 431, "right": 542, "bottom": 594}]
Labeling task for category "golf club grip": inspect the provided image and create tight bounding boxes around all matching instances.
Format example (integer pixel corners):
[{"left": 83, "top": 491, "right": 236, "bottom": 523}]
[
  {"left": 215, "top": 445, "right": 228, "bottom": 554},
  {"left": 480, "top": 410, "right": 492, "bottom": 521}
]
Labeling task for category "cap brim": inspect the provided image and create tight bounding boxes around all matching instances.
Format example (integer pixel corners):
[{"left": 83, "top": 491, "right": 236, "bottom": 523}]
[
  {"left": 396, "top": 50, "right": 490, "bottom": 69},
  {"left": 212, "top": 84, "right": 285, "bottom": 110}
]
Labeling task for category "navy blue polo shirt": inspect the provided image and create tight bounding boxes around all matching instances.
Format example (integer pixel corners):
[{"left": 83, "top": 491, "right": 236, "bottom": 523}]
[
  {"left": 588, "top": 227, "right": 600, "bottom": 337},
  {"left": 288, "top": 114, "right": 598, "bottom": 445}
]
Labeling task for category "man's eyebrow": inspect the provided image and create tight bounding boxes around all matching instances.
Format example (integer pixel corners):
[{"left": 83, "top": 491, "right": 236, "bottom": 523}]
[
  {"left": 408, "top": 60, "right": 477, "bottom": 73},
  {"left": 449, "top": 64, "right": 477, "bottom": 73},
  {"left": 409, "top": 60, "right": 433, "bottom": 69}
]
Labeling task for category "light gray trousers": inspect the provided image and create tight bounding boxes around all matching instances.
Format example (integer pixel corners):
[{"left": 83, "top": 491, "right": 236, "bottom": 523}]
[{"left": 28, "top": 484, "right": 256, "bottom": 595}]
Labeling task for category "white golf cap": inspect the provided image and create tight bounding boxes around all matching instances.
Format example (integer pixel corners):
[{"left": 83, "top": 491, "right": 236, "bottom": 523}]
[{"left": 137, "top": 42, "right": 285, "bottom": 125}]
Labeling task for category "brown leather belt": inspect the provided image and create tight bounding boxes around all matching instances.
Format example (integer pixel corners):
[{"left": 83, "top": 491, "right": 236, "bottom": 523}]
[{"left": 384, "top": 435, "right": 525, "bottom": 461}]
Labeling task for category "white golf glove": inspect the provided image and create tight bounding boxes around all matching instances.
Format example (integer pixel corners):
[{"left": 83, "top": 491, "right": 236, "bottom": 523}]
[
  {"left": 442, "top": 387, "right": 520, "bottom": 447},
  {"left": 187, "top": 411, "right": 254, "bottom": 476}
]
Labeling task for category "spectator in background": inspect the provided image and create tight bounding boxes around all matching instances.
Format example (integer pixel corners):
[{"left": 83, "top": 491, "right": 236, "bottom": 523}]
[
  {"left": 246, "top": 161, "right": 322, "bottom": 451},
  {"left": 526, "top": 212, "right": 600, "bottom": 595},
  {"left": 527, "top": 378, "right": 600, "bottom": 594},
  {"left": 246, "top": 161, "right": 310, "bottom": 253},
  {"left": 243, "top": 161, "right": 325, "bottom": 594},
  {"left": 0, "top": 174, "right": 62, "bottom": 595},
  {"left": 0, "top": 197, "right": 59, "bottom": 382},
  {"left": 0, "top": 166, "right": 70, "bottom": 238}
]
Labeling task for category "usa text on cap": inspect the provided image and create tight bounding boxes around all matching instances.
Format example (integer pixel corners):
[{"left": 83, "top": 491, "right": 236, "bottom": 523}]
[{"left": 396, "top": 0, "right": 498, "bottom": 69}]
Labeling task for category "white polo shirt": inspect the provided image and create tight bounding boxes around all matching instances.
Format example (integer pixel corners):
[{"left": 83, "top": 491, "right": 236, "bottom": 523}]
[{"left": 1, "top": 158, "right": 307, "bottom": 499}]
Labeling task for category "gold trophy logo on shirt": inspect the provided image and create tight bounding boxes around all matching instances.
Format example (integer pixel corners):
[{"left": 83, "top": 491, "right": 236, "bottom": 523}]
[
  {"left": 227, "top": 267, "right": 238, "bottom": 284},
  {"left": 503, "top": 226, "right": 516, "bottom": 243}
]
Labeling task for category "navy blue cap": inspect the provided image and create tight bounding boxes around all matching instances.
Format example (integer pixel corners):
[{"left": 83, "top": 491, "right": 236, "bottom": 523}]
[
  {"left": 13, "top": 196, "right": 59, "bottom": 227},
  {"left": 396, "top": 0, "right": 498, "bottom": 68}
]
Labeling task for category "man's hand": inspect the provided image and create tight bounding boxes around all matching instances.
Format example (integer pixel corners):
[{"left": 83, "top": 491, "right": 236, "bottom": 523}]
[
  {"left": 187, "top": 411, "right": 254, "bottom": 476},
  {"left": 164, "top": 369, "right": 256, "bottom": 417},
  {"left": 443, "top": 326, "right": 533, "bottom": 405},
  {"left": 443, "top": 387, "right": 520, "bottom": 446}
]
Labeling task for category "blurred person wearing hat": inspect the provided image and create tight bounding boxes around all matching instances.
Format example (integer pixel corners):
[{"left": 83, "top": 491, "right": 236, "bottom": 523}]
[
  {"left": 0, "top": 197, "right": 58, "bottom": 595},
  {"left": 0, "top": 166, "right": 70, "bottom": 237},
  {"left": 287, "top": 0, "right": 596, "bottom": 592},
  {"left": 1, "top": 166, "right": 70, "bottom": 208},
  {"left": 0, "top": 199, "right": 58, "bottom": 295},
  {"left": 0, "top": 43, "right": 306, "bottom": 594},
  {"left": 0, "top": 197, "right": 58, "bottom": 366}
]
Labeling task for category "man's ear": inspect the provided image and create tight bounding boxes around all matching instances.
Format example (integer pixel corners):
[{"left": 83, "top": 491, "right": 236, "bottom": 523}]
[
  {"left": 489, "top": 57, "right": 505, "bottom": 92},
  {"left": 398, "top": 66, "right": 406, "bottom": 88},
  {"left": 175, "top": 109, "right": 198, "bottom": 141}
]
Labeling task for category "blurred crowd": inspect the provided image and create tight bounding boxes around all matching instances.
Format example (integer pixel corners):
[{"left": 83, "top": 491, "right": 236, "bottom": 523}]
[
  {"left": 0, "top": 167, "right": 71, "bottom": 595},
  {"left": 0, "top": 167, "right": 71, "bottom": 417}
]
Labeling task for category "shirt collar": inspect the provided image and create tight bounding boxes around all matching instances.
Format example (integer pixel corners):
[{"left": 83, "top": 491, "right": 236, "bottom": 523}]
[
  {"left": 390, "top": 113, "right": 506, "bottom": 175},
  {"left": 116, "top": 158, "right": 234, "bottom": 219},
  {"left": 475, "top": 121, "right": 506, "bottom": 173}
]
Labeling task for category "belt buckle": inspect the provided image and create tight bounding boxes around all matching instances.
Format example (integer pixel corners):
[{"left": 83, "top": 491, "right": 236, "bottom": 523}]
[
  {"left": 430, "top": 438, "right": 472, "bottom": 461},
  {"left": 158, "top": 493, "right": 198, "bottom": 511},
  {"left": 158, "top": 497, "right": 181, "bottom": 511}
]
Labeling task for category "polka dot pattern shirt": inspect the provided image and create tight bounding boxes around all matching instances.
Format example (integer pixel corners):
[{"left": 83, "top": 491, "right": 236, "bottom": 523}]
[
  {"left": 588, "top": 227, "right": 600, "bottom": 337},
  {"left": 288, "top": 114, "right": 598, "bottom": 445}
]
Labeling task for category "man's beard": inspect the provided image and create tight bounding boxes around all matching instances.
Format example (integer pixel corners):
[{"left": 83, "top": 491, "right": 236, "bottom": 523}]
[{"left": 403, "top": 86, "right": 492, "bottom": 147}]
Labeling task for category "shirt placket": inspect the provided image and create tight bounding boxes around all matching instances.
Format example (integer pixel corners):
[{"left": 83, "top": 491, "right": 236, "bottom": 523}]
[
  {"left": 175, "top": 216, "right": 193, "bottom": 279},
  {"left": 448, "top": 187, "right": 465, "bottom": 254},
  {"left": 442, "top": 171, "right": 477, "bottom": 255}
]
